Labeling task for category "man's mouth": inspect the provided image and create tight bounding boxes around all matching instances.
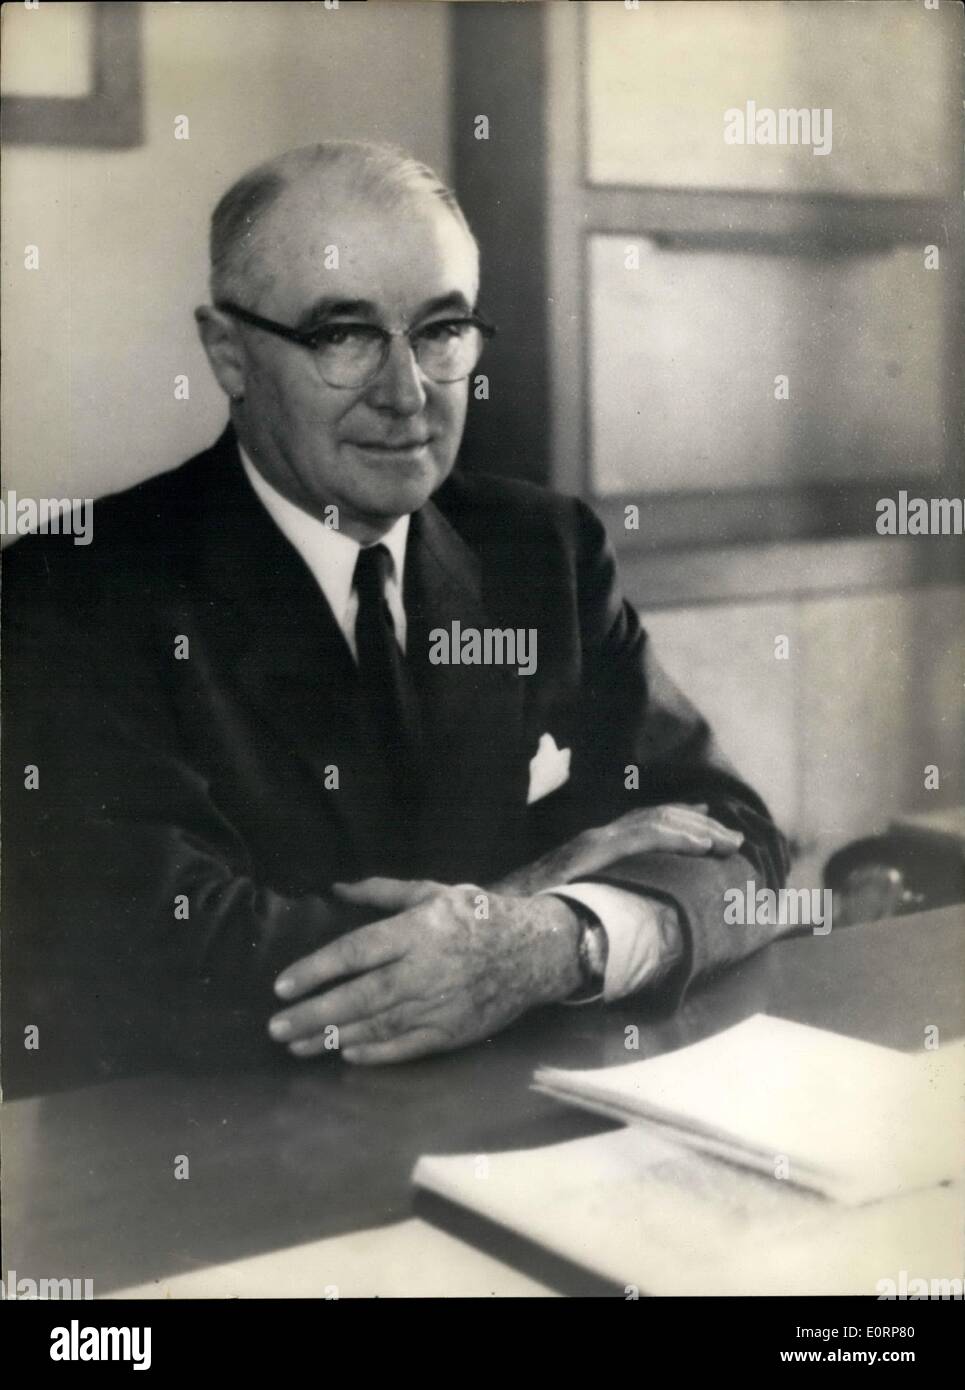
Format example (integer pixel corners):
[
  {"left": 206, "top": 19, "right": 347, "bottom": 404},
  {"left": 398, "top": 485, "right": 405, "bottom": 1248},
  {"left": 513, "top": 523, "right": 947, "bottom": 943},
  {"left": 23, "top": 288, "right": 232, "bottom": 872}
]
[
  {"left": 347, "top": 438, "right": 433, "bottom": 459},
  {"left": 350, "top": 439, "right": 431, "bottom": 452}
]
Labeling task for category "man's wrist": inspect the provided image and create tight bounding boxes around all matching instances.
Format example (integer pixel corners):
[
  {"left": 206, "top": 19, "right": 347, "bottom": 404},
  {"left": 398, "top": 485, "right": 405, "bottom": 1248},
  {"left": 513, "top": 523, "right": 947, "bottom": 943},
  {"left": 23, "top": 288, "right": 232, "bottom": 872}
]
[{"left": 533, "top": 894, "right": 584, "bottom": 1003}]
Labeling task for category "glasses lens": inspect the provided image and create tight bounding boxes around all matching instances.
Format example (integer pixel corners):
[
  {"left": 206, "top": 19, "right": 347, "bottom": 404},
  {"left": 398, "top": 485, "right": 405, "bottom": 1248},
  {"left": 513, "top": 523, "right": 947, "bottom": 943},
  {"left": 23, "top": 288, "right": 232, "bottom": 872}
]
[
  {"left": 414, "top": 321, "right": 484, "bottom": 383},
  {"left": 314, "top": 321, "right": 485, "bottom": 388},
  {"left": 316, "top": 326, "right": 386, "bottom": 388}
]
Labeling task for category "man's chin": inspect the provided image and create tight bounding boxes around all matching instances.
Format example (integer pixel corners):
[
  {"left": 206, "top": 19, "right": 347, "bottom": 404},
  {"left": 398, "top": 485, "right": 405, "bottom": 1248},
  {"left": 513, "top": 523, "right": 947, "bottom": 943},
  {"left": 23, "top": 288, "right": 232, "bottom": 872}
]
[{"left": 350, "top": 454, "right": 451, "bottom": 516}]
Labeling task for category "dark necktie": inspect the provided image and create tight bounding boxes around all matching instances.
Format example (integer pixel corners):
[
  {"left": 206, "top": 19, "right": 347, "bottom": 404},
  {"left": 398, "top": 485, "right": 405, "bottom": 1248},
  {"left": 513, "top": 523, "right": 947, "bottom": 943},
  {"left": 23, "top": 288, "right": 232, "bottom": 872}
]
[{"left": 352, "top": 543, "right": 422, "bottom": 835}]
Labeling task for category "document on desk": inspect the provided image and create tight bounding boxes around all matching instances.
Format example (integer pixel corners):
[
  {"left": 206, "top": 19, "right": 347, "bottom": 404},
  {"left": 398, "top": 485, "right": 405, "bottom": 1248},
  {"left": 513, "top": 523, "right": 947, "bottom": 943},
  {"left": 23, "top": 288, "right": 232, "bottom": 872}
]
[
  {"left": 414, "top": 1015, "right": 964, "bottom": 1294},
  {"left": 412, "top": 1125, "right": 963, "bottom": 1296},
  {"left": 532, "top": 1014, "right": 964, "bottom": 1205}
]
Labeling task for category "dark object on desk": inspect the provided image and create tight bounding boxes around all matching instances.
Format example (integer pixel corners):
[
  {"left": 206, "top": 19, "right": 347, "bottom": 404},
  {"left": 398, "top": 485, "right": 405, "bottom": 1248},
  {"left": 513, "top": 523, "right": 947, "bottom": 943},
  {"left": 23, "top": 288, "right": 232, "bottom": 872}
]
[{"left": 825, "top": 815, "right": 965, "bottom": 928}]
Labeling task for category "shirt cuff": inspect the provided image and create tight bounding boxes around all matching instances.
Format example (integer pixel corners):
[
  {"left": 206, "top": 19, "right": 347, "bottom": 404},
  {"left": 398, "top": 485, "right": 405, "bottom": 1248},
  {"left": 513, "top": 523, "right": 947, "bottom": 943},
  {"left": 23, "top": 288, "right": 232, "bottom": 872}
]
[{"left": 540, "top": 882, "right": 683, "bottom": 1003}]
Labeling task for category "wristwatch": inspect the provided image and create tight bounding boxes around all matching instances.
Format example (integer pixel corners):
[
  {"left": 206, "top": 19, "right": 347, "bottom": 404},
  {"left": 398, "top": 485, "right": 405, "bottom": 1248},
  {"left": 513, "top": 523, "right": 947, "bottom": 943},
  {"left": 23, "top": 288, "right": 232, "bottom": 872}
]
[{"left": 563, "top": 897, "right": 609, "bottom": 1001}]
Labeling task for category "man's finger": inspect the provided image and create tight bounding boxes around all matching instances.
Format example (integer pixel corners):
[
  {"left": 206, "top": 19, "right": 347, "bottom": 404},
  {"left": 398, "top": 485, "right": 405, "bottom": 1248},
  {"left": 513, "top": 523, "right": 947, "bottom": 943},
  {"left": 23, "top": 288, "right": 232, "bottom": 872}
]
[
  {"left": 331, "top": 876, "right": 441, "bottom": 909},
  {"left": 331, "top": 1003, "right": 431, "bottom": 1051},
  {"left": 342, "top": 1028, "right": 444, "bottom": 1066},
  {"left": 656, "top": 826, "right": 741, "bottom": 855},
  {"left": 663, "top": 829, "right": 714, "bottom": 852},
  {"left": 288, "top": 1002, "right": 412, "bottom": 1057},
  {"left": 286, "top": 1032, "right": 337, "bottom": 1059},
  {"left": 656, "top": 809, "right": 743, "bottom": 848},
  {"left": 657, "top": 806, "right": 739, "bottom": 836},
  {"left": 271, "top": 962, "right": 411, "bottom": 1041},
  {"left": 618, "top": 805, "right": 734, "bottom": 840},
  {"left": 613, "top": 807, "right": 743, "bottom": 851},
  {"left": 683, "top": 822, "right": 743, "bottom": 851},
  {"left": 273, "top": 918, "right": 401, "bottom": 1000}
]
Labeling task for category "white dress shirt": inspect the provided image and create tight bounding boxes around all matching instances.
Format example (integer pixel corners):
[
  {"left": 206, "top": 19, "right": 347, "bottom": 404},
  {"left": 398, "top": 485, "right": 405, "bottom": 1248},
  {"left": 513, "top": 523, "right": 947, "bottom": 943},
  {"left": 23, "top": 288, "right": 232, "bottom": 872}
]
[
  {"left": 238, "top": 445, "right": 681, "bottom": 1001},
  {"left": 241, "top": 446, "right": 409, "bottom": 660}
]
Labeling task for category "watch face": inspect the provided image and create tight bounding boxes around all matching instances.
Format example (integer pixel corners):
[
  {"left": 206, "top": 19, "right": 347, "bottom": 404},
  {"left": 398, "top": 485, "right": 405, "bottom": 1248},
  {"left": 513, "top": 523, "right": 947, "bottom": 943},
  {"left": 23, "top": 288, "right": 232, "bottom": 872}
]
[{"left": 580, "top": 919, "right": 607, "bottom": 983}]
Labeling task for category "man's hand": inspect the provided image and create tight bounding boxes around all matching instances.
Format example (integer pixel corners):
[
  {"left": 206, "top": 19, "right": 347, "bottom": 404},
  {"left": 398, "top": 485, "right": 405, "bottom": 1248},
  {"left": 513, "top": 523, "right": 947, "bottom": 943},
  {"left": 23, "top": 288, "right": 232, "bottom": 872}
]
[
  {"left": 268, "top": 803, "right": 742, "bottom": 1065},
  {"left": 269, "top": 882, "right": 583, "bottom": 1065},
  {"left": 489, "top": 802, "right": 743, "bottom": 897}
]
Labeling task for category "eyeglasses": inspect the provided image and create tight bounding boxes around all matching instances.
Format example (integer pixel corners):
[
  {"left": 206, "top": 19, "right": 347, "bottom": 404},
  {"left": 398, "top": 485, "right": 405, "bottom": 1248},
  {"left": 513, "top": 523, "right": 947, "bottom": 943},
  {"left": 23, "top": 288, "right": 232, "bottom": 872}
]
[{"left": 215, "top": 300, "right": 496, "bottom": 389}]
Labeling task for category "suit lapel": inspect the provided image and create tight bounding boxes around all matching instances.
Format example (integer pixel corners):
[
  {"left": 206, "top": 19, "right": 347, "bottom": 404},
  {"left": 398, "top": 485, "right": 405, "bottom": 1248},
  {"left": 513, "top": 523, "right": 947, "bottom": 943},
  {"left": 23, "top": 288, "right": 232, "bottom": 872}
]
[
  {"left": 191, "top": 431, "right": 396, "bottom": 865},
  {"left": 405, "top": 499, "right": 528, "bottom": 881}
]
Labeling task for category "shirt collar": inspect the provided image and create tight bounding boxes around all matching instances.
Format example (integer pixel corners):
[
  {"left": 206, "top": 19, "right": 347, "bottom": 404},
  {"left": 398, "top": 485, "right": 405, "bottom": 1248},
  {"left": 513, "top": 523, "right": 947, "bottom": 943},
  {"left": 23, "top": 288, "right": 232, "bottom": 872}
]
[{"left": 237, "top": 443, "right": 410, "bottom": 623}]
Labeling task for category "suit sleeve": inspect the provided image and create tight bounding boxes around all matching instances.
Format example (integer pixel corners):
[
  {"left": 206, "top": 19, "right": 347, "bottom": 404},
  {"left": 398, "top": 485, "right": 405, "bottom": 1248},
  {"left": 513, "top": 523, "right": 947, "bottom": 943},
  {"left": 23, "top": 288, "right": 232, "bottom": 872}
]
[
  {"left": 1, "top": 541, "right": 362, "bottom": 1085},
  {"left": 568, "top": 498, "right": 792, "bottom": 1006}
]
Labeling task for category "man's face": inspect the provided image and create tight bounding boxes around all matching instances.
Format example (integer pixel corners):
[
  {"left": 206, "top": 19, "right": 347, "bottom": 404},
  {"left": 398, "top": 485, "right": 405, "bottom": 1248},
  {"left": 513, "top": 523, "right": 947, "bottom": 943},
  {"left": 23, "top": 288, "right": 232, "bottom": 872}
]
[{"left": 226, "top": 183, "right": 479, "bottom": 536}]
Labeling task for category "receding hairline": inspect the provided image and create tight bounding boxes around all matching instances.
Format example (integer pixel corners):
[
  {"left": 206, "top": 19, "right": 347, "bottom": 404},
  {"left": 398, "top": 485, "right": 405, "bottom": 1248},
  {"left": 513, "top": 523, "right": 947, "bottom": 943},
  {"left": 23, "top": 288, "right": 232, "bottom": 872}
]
[{"left": 208, "top": 141, "right": 478, "bottom": 304}]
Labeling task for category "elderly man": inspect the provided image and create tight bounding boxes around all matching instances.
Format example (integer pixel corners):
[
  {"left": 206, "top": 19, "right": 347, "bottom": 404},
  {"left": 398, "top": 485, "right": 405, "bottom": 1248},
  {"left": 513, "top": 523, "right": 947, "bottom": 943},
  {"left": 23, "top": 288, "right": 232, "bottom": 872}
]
[{"left": 2, "top": 142, "right": 788, "bottom": 1085}]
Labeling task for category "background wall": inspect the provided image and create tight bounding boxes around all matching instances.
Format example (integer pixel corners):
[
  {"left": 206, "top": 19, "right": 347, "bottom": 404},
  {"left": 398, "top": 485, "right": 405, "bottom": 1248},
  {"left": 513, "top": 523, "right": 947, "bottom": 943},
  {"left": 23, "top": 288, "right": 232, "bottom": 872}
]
[
  {"left": 641, "top": 584, "right": 964, "bottom": 883},
  {"left": 1, "top": 0, "right": 451, "bottom": 501}
]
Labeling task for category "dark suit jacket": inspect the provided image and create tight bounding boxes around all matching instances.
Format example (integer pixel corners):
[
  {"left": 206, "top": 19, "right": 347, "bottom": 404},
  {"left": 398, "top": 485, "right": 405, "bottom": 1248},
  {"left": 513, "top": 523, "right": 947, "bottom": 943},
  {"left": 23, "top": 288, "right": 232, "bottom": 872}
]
[{"left": 1, "top": 425, "right": 788, "bottom": 1091}]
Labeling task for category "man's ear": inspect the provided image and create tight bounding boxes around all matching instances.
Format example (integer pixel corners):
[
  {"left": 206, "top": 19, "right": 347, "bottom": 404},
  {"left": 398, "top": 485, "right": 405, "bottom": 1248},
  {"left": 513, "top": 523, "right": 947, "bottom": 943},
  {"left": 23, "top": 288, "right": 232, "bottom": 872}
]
[{"left": 194, "top": 305, "right": 247, "bottom": 400}]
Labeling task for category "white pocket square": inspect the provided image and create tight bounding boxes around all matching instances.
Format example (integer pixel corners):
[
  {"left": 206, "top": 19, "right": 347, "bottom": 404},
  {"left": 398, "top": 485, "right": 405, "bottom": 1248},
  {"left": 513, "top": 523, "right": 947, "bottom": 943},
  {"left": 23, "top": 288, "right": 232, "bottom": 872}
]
[{"left": 527, "top": 732, "right": 571, "bottom": 805}]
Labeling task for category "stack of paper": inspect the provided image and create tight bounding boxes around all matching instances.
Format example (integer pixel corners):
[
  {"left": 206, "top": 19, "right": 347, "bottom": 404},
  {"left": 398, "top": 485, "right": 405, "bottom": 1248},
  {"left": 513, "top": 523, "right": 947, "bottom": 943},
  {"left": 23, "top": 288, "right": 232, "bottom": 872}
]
[
  {"left": 413, "top": 1016, "right": 964, "bottom": 1295},
  {"left": 413, "top": 1128, "right": 962, "bottom": 1296},
  {"left": 533, "top": 1014, "right": 963, "bottom": 1205}
]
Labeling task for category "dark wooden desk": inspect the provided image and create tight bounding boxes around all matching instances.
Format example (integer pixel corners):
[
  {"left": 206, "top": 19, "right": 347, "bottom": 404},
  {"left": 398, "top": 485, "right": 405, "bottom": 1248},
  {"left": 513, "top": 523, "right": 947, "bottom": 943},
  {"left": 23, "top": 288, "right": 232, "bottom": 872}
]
[{"left": 3, "top": 907, "right": 963, "bottom": 1295}]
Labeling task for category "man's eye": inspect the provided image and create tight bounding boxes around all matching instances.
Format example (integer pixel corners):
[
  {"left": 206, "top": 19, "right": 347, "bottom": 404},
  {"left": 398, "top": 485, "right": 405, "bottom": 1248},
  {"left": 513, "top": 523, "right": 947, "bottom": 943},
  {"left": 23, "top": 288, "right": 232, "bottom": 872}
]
[
  {"left": 314, "top": 324, "right": 379, "bottom": 348},
  {"left": 417, "top": 320, "right": 469, "bottom": 342}
]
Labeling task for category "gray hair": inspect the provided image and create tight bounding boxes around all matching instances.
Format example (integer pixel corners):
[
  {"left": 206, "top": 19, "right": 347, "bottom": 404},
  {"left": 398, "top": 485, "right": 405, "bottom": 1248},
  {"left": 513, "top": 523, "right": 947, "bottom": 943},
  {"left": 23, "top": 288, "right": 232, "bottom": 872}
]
[{"left": 208, "top": 140, "right": 478, "bottom": 306}]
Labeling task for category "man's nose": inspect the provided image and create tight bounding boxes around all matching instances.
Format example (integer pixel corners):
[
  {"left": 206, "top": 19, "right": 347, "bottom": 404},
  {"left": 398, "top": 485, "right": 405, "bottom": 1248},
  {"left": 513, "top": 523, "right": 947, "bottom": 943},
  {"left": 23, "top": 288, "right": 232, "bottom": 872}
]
[{"left": 366, "top": 335, "right": 428, "bottom": 414}]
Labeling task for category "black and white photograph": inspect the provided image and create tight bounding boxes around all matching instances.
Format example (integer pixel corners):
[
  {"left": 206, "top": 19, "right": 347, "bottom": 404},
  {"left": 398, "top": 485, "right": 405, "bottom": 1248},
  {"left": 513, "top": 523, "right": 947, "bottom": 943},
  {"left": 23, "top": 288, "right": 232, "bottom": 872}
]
[{"left": 1, "top": 0, "right": 962, "bottom": 1351}]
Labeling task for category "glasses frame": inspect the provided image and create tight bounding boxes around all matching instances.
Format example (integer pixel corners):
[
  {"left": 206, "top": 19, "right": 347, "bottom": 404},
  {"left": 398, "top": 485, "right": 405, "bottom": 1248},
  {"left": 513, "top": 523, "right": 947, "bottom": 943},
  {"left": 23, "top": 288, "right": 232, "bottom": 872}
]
[{"left": 214, "top": 299, "right": 496, "bottom": 388}]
